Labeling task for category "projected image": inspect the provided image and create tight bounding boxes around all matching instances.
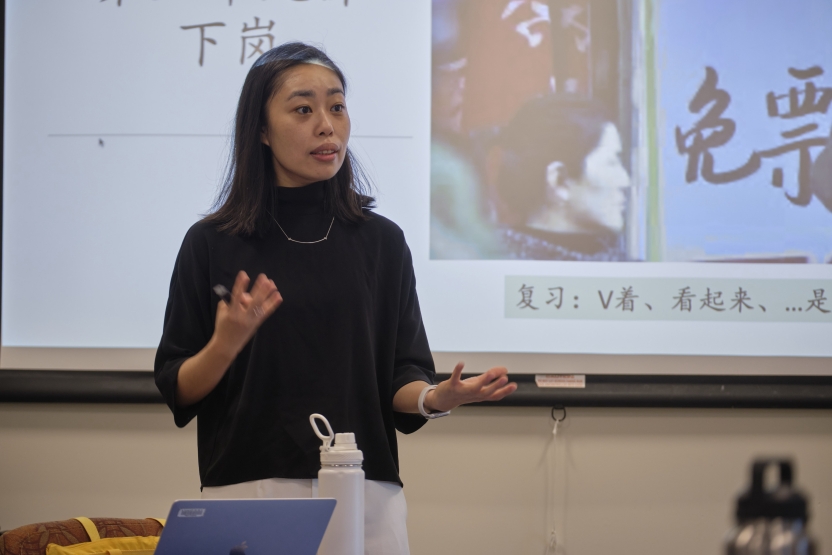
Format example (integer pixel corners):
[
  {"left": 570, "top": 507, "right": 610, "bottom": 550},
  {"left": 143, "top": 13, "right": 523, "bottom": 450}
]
[
  {"left": 3, "top": 0, "right": 832, "bottom": 364},
  {"left": 430, "top": 0, "right": 832, "bottom": 262},
  {"left": 431, "top": 0, "right": 627, "bottom": 261}
]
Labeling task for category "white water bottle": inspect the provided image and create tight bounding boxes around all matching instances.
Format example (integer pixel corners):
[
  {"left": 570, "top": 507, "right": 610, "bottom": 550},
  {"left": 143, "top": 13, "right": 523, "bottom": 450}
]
[{"left": 310, "top": 413, "right": 364, "bottom": 555}]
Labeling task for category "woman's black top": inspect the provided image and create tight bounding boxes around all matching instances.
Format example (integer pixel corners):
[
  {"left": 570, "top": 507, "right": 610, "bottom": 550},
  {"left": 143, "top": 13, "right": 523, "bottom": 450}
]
[{"left": 154, "top": 182, "right": 436, "bottom": 488}]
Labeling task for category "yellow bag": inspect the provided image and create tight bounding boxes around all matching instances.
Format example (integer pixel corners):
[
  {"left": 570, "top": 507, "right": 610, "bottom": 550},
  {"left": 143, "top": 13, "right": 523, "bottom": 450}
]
[{"left": 46, "top": 517, "right": 166, "bottom": 555}]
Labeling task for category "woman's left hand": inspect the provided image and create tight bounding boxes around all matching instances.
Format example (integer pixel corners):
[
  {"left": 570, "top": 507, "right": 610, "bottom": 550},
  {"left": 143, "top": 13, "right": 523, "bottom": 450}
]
[{"left": 425, "top": 362, "right": 518, "bottom": 413}]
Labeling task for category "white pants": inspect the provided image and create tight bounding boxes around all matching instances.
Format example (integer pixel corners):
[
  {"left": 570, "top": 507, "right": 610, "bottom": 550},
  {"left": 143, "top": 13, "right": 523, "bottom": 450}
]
[{"left": 202, "top": 478, "right": 410, "bottom": 555}]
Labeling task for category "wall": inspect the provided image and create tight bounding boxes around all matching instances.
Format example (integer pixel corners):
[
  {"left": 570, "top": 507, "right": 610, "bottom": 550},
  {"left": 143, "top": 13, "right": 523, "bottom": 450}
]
[{"left": 1, "top": 403, "right": 830, "bottom": 554}]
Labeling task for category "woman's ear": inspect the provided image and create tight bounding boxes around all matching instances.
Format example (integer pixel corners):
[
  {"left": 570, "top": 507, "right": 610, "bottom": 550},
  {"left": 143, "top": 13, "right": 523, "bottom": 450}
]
[
  {"left": 546, "top": 161, "right": 570, "bottom": 202},
  {"left": 260, "top": 126, "right": 270, "bottom": 147}
]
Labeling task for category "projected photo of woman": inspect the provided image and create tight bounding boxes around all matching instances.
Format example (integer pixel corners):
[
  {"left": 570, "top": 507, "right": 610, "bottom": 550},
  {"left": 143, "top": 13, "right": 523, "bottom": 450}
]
[
  {"left": 430, "top": 0, "right": 633, "bottom": 260},
  {"left": 494, "top": 95, "right": 631, "bottom": 260}
]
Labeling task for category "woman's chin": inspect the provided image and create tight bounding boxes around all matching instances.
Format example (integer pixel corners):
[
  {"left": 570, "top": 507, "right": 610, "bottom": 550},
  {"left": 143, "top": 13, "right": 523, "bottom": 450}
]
[
  {"left": 307, "top": 165, "right": 343, "bottom": 183},
  {"left": 295, "top": 170, "right": 340, "bottom": 185},
  {"left": 579, "top": 221, "right": 624, "bottom": 235},
  {"left": 596, "top": 212, "right": 625, "bottom": 234}
]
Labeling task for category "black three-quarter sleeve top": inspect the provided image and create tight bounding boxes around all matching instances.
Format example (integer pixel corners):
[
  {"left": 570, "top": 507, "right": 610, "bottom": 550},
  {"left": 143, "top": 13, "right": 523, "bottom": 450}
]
[{"left": 154, "top": 182, "right": 436, "bottom": 488}]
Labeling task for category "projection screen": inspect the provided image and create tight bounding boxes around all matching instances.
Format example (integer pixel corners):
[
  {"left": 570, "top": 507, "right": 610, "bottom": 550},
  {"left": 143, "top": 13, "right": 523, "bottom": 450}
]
[{"left": 3, "top": 0, "right": 831, "bottom": 375}]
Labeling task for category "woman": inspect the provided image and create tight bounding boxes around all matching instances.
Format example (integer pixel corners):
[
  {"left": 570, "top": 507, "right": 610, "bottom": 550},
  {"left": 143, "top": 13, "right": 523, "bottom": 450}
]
[
  {"left": 154, "top": 43, "right": 516, "bottom": 554},
  {"left": 494, "top": 95, "right": 632, "bottom": 260}
]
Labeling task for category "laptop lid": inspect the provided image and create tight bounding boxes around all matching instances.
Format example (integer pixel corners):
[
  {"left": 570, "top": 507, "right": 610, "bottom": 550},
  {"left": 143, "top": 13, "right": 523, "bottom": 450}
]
[{"left": 155, "top": 498, "right": 336, "bottom": 555}]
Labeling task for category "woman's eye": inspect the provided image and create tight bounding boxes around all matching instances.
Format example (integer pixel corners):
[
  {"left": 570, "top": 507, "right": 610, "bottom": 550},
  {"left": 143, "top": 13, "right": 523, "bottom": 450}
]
[
  {"left": 332, "top": 104, "right": 345, "bottom": 113},
  {"left": 296, "top": 106, "right": 312, "bottom": 114}
]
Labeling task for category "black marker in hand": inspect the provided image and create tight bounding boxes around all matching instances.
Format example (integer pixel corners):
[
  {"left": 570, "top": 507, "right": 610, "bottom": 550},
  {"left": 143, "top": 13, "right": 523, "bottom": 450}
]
[{"left": 213, "top": 284, "right": 232, "bottom": 304}]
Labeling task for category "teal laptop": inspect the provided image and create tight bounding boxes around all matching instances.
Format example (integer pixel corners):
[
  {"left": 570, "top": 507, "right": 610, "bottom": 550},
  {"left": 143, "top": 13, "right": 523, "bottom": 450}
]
[{"left": 155, "top": 498, "right": 336, "bottom": 555}]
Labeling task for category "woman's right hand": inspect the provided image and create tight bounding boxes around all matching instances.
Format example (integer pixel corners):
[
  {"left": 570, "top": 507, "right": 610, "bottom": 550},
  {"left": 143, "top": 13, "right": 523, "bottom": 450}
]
[
  {"left": 176, "top": 271, "right": 282, "bottom": 408},
  {"left": 212, "top": 271, "right": 283, "bottom": 359}
]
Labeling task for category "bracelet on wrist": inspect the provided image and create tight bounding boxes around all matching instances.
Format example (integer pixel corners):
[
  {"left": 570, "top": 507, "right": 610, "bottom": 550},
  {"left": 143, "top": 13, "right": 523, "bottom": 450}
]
[{"left": 418, "top": 385, "right": 451, "bottom": 419}]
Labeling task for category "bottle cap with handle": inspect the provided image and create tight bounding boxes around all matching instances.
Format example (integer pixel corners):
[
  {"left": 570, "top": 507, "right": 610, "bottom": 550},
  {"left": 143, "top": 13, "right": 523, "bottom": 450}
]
[
  {"left": 726, "top": 458, "right": 816, "bottom": 555},
  {"left": 736, "top": 459, "right": 807, "bottom": 521}
]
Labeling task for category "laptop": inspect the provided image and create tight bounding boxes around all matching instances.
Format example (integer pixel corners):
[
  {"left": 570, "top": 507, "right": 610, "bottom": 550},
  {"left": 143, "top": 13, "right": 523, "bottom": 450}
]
[{"left": 155, "top": 498, "right": 336, "bottom": 555}]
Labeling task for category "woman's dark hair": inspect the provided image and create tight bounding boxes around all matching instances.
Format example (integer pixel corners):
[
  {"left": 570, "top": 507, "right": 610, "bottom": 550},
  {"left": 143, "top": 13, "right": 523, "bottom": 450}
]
[
  {"left": 205, "top": 42, "right": 374, "bottom": 236},
  {"left": 496, "top": 95, "right": 612, "bottom": 223}
]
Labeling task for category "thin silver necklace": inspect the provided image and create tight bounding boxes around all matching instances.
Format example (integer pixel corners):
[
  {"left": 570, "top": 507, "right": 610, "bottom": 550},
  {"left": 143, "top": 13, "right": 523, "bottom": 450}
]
[{"left": 270, "top": 212, "right": 335, "bottom": 244}]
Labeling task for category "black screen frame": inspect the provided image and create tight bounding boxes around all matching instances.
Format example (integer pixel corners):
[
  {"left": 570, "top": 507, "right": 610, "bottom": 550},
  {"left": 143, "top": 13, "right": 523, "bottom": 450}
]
[{"left": 0, "top": 0, "right": 830, "bottom": 409}]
